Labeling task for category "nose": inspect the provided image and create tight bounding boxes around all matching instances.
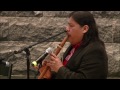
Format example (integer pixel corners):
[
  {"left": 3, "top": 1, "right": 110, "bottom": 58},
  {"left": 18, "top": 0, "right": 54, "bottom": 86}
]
[{"left": 65, "top": 26, "right": 70, "bottom": 32}]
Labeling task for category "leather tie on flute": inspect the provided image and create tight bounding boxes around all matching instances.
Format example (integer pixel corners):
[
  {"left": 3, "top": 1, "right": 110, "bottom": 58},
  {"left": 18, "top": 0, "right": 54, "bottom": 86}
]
[{"left": 38, "top": 35, "right": 68, "bottom": 79}]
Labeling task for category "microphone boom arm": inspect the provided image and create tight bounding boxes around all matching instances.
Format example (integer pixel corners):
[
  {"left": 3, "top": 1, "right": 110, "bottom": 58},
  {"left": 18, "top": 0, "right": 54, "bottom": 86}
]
[{"left": 14, "top": 31, "right": 66, "bottom": 54}]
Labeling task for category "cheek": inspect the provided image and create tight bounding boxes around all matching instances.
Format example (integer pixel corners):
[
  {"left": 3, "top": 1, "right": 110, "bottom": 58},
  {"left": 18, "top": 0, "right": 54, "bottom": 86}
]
[
  {"left": 74, "top": 30, "right": 83, "bottom": 40},
  {"left": 68, "top": 31, "right": 76, "bottom": 41},
  {"left": 68, "top": 28, "right": 82, "bottom": 38}
]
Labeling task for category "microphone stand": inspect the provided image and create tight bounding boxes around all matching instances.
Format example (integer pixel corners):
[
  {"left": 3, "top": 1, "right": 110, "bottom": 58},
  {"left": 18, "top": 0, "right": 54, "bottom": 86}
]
[
  {"left": 14, "top": 31, "right": 66, "bottom": 79},
  {"left": 24, "top": 48, "right": 30, "bottom": 79}
]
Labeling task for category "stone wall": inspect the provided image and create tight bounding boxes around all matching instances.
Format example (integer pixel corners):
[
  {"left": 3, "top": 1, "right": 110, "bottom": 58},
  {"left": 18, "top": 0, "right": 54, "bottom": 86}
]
[{"left": 0, "top": 11, "right": 120, "bottom": 79}]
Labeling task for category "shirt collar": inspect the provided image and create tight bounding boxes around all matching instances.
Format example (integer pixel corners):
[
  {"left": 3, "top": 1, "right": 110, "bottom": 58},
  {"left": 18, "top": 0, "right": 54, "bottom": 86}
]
[{"left": 72, "top": 41, "right": 82, "bottom": 49}]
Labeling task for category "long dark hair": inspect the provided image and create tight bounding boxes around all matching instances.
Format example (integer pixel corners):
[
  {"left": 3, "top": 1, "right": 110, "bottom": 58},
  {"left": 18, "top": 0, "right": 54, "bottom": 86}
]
[{"left": 69, "top": 11, "right": 104, "bottom": 47}]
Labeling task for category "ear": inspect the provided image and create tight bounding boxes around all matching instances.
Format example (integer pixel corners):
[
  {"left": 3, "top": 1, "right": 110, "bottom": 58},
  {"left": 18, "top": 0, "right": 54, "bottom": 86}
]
[{"left": 82, "top": 25, "right": 89, "bottom": 34}]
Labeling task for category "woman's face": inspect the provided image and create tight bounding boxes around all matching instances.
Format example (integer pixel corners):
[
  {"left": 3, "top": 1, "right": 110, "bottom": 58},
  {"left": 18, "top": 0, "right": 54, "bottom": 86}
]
[{"left": 66, "top": 17, "right": 88, "bottom": 45}]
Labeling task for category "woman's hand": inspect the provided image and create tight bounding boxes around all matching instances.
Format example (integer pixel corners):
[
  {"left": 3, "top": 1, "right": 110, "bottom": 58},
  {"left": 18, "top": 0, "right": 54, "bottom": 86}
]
[{"left": 46, "top": 53, "right": 64, "bottom": 72}]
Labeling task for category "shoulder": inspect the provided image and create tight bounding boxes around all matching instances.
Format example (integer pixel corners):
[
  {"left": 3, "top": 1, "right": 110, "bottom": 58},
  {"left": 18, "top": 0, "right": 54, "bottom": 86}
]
[
  {"left": 81, "top": 41, "right": 108, "bottom": 63},
  {"left": 83, "top": 41, "right": 106, "bottom": 55}
]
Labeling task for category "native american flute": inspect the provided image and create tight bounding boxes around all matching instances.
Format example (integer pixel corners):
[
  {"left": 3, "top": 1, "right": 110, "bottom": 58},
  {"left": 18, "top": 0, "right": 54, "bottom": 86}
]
[{"left": 38, "top": 35, "right": 68, "bottom": 79}]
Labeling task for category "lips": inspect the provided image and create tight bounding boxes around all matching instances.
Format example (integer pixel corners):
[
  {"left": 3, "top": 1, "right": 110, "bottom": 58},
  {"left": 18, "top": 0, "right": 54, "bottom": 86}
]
[{"left": 66, "top": 32, "right": 70, "bottom": 36}]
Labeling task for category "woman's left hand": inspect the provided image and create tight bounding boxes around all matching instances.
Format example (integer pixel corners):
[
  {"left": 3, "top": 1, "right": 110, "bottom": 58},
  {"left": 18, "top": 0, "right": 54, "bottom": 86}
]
[{"left": 46, "top": 53, "right": 64, "bottom": 72}]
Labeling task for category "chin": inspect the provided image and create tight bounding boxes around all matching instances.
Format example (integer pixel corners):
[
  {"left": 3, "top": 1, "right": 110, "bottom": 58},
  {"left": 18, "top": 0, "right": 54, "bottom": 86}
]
[
  {"left": 68, "top": 38, "right": 73, "bottom": 44},
  {"left": 67, "top": 34, "right": 73, "bottom": 43}
]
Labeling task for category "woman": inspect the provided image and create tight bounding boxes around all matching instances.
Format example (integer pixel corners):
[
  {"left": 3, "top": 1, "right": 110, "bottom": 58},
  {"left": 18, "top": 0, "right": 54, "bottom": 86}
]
[{"left": 45, "top": 11, "right": 108, "bottom": 79}]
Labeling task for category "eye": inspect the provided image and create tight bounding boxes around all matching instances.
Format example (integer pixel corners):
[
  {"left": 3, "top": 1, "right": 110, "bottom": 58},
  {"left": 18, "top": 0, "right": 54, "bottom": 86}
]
[{"left": 69, "top": 24, "right": 74, "bottom": 27}]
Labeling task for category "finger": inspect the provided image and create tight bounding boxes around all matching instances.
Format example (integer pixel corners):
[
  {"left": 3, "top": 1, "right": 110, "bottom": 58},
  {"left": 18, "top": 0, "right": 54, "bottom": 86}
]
[
  {"left": 49, "top": 60, "right": 55, "bottom": 64},
  {"left": 49, "top": 54, "right": 56, "bottom": 61},
  {"left": 46, "top": 61, "right": 55, "bottom": 66},
  {"left": 50, "top": 53, "right": 57, "bottom": 58}
]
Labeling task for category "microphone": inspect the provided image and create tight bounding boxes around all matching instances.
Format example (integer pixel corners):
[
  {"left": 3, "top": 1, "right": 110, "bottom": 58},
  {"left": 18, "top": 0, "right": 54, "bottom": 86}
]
[
  {"left": 0, "top": 58, "right": 10, "bottom": 67},
  {"left": 32, "top": 47, "right": 53, "bottom": 67}
]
